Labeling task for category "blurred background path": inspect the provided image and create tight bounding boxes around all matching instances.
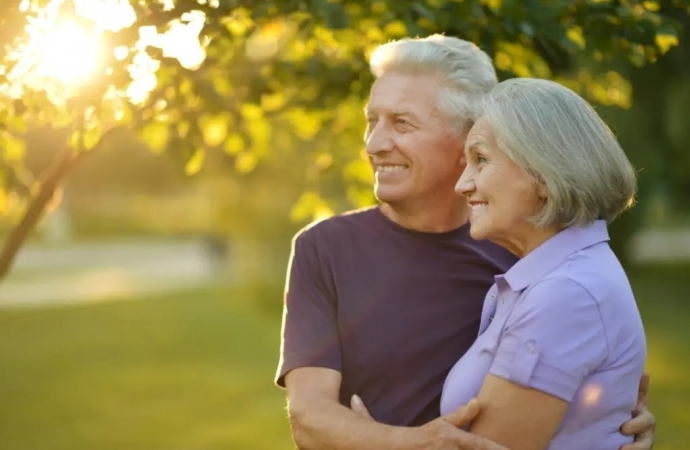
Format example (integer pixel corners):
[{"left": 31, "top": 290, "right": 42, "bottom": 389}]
[
  {"left": 2, "top": 227, "right": 689, "bottom": 309},
  {"left": 0, "top": 239, "right": 229, "bottom": 308}
]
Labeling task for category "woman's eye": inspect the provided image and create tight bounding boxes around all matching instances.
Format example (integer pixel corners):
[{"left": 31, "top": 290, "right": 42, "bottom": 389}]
[{"left": 477, "top": 155, "right": 488, "bottom": 164}]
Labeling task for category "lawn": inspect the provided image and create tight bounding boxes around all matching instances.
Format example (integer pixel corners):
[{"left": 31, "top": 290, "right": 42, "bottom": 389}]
[
  {"left": 0, "top": 285, "right": 294, "bottom": 450},
  {"left": 0, "top": 267, "right": 688, "bottom": 450}
]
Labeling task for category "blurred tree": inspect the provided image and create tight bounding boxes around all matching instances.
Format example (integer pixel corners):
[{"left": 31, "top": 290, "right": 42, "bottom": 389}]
[
  {"left": 0, "top": 0, "right": 688, "bottom": 280},
  {"left": 601, "top": 4, "right": 690, "bottom": 258}
]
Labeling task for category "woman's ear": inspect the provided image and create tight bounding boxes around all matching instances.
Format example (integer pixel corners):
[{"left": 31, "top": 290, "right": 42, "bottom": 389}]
[{"left": 537, "top": 180, "right": 548, "bottom": 199}]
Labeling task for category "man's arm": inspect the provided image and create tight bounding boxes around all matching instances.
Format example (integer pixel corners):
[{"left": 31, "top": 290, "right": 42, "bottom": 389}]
[
  {"left": 285, "top": 367, "right": 413, "bottom": 450},
  {"left": 286, "top": 367, "right": 507, "bottom": 450},
  {"left": 621, "top": 372, "right": 656, "bottom": 450}
]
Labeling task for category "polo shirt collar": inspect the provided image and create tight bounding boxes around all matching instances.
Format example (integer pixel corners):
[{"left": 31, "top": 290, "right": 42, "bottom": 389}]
[{"left": 502, "top": 220, "right": 610, "bottom": 292}]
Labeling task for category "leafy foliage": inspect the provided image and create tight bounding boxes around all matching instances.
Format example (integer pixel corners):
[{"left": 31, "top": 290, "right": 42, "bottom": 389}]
[{"left": 0, "top": 0, "right": 689, "bottom": 275}]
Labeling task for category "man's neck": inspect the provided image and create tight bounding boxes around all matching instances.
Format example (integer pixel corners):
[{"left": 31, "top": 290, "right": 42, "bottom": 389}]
[{"left": 380, "top": 197, "right": 469, "bottom": 233}]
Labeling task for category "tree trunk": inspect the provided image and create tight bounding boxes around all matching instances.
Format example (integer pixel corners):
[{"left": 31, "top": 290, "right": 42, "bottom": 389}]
[{"left": 0, "top": 146, "right": 86, "bottom": 282}]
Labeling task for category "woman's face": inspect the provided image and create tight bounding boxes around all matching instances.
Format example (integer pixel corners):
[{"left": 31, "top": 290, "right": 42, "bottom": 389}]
[{"left": 455, "top": 118, "right": 548, "bottom": 256}]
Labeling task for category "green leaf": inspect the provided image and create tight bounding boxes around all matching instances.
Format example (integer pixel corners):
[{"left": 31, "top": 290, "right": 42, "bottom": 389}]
[
  {"left": 240, "top": 104, "right": 264, "bottom": 121},
  {"left": 655, "top": 31, "right": 679, "bottom": 55},
  {"left": 200, "top": 113, "right": 230, "bottom": 147},
  {"left": 566, "top": 26, "right": 586, "bottom": 50},
  {"left": 480, "top": 0, "right": 502, "bottom": 13},
  {"left": 224, "top": 133, "right": 245, "bottom": 155},
  {"left": 247, "top": 117, "right": 271, "bottom": 155},
  {"left": 235, "top": 151, "right": 258, "bottom": 173},
  {"left": 140, "top": 121, "right": 170, "bottom": 153},
  {"left": 285, "top": 107, "right": 321, "bottom": 140},
  {"left": 185, "top": 148, "right": 205, "bottom": 176},
  {"left": 10, "top": 114, "right": 26, "bottom": 134},
  {"left": 290, "top": 191, "right": 334, "bottom": 223},
  {"left": 82, "top": 123, "right": 103, "bottom": 150},
  {"left": 1, "top": 131, "right": 26, "bottom": 161},
  {"left": 343, "top": 157, "right": 373, "bottom": 184}
]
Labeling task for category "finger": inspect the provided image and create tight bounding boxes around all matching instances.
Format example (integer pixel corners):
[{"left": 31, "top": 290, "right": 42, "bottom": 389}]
[
  {"left": 635, "top": 372, "right": 650, "bottom": 410},
  {"left": 350, "top": 395, "right": 373, "bottom": 420},
  {"left": 442, "top": 398, "right": 480, "bottom": 428},
  {"left": 619, "top": 435, "right": 653, "bottom": 450},
  {"left": 621, "top": 409, "right": 655, "bottom": 436}
]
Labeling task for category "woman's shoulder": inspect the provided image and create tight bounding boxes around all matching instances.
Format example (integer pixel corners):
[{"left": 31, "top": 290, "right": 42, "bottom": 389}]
[{"left": 554, "top": 244, "right": 633, "bottom": 301}]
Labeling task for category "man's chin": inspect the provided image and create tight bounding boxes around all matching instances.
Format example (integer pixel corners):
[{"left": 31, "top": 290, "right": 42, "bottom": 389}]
[
  {"left": 374, "top": 194, "right": 405, "bottom": 205},
  {"left": 374, "top": 186, "right": 408, "bottom": 204}
]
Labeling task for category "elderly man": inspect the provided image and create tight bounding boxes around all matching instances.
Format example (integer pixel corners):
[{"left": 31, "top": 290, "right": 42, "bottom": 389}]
[{"left": 276, "top": 35, "right": 655, "bottom": 450}]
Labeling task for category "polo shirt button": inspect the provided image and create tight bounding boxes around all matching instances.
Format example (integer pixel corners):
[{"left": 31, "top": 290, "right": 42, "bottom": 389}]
[
  {"left": 490, "top": 294, "right": 497, "bottom": 299},
  {"left": 525, "top": 341, "right": 536, "bottom": 353}
]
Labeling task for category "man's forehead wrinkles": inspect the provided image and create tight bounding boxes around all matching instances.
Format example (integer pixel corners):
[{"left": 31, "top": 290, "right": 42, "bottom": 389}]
[{"left": 364, "top": 103, "right": 424, "bottom": 119}]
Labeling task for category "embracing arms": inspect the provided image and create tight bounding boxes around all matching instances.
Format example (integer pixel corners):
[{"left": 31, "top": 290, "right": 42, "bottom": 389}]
[{"left": 286, "top": 367, "right": 510, "bottom": 450}]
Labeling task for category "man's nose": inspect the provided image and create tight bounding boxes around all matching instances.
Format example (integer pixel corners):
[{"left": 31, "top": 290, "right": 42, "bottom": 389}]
[
  {"left": 365, "top": 123, "right": 394, "bottom": 156},
  {"left": 455, "top": 169, "right": 475, "bottom": 196}
]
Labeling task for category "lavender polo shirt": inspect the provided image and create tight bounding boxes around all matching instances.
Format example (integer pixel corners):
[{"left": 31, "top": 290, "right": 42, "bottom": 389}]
[{"left": 440, "top": 221, "right": 646, "bottom": 449}]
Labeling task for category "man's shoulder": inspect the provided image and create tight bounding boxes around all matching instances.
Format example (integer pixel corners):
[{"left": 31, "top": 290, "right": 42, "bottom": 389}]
[
  {"left": 467, "top": 238, "right": 519, "bottom": 271},
  {"left": 295, "top": 206, "right": 380, "bottom": 241}
]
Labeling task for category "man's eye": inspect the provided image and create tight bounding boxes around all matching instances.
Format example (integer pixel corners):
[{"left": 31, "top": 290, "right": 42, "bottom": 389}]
[{"left": 395, "top": 118, "right": 409, "bottom": 125}]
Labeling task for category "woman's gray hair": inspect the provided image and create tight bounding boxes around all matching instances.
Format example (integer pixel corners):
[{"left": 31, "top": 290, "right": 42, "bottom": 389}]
[
  {"left": 369, "top": 34, "right": 497, "bottom": 131},
  {"left": 478, "top": 78, "right": 637, "bottom": 227}
]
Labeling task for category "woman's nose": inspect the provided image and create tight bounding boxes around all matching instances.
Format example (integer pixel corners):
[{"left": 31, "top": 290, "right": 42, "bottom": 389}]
[{"left": 455, "top": 170, "right": 475, "bottom": 196}]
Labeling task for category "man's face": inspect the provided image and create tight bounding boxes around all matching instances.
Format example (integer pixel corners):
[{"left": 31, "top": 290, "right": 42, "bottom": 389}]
[{"left": 364, "top": 71, "right": 466, "bottom": 206}]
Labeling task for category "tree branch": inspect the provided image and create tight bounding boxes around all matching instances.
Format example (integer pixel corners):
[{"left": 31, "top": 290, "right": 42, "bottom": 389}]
[{"left": 0, "top": 125, "right": 123, "bottom": 283}]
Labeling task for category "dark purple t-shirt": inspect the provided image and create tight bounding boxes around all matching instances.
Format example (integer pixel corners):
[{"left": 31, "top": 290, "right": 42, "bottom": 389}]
[{"left": 275, "top": 206, "right": 517, "bottom": 426}]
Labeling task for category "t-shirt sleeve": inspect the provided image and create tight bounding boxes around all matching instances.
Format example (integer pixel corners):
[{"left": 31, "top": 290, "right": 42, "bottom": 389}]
[
  {"left": 275, "top": 229, "right": 341, "bottom": 388},
  {"left": 489, "top": 277, "right": 608, "bottom": 402}
]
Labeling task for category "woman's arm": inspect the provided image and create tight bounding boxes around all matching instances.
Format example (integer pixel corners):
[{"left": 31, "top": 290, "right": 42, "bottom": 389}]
[{"left": 470, "top": 375, "right": 568, "bottom": 450}]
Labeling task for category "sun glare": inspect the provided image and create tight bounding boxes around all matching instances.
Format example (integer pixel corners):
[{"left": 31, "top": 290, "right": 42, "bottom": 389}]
[
  {"left": 7, "top": 0, "right": 208, "bottom": 105},
  {"left": 34, "top": 22, "right": 100, "bottom": 84}
]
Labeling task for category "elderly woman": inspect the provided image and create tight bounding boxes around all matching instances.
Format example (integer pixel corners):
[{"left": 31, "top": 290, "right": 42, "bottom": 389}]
[{"left": 443, "top": 78, "right": 646, "bottom": 450}]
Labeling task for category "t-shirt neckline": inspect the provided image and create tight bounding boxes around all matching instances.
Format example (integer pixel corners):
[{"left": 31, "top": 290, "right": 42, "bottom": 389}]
[{"left": 372, "top": 206, "right": 471, "bottom": 241}]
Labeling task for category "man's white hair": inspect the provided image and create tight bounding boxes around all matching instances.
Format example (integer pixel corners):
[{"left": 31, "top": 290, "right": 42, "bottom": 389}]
[
  {"left": 369, "top": 34, "right": 497, "bottom": 131},
  {"left": 479, "top": 77, "right": 637, "bottom": 227}
]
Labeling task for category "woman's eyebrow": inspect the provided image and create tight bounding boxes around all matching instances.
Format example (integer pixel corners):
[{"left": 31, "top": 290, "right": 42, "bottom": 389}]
[{"left": 466, "top": 141, "right": 484, "bottom": 154}]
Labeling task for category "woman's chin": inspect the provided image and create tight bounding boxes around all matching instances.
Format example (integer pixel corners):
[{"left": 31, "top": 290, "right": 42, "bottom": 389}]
[{"left": 468, "top": 224, "right": 486, "bottom": 241}]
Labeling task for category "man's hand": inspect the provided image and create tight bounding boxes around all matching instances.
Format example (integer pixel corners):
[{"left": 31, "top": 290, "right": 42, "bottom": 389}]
[
  {"left": 621, "top": 372, "right": 656, "bottom": 450},
  {"left": 351, "top": 395, "right": 508, "bottom": 450}
]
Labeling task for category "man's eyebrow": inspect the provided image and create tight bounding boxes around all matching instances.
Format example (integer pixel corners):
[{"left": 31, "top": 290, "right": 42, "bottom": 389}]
[
  {"left": 390, "top": 109, "right": 422, "bottom": 121},
  {"left": 363, "top": 106, "right": 421, "bottom": 120}
]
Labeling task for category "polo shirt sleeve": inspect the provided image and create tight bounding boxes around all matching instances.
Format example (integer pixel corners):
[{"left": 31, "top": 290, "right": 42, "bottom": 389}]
[
  {"left": 489, "top": 277, "right": 608, "bottom": 402},
  {"left": 275, "top": 230, "right": 341, "bottom": 388}
]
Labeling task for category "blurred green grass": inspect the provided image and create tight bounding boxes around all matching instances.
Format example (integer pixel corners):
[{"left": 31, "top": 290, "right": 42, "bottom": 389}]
[
  {"left": 630, "top": 265, "right": 690, "bottom": 450},
  {"left": 0, "top": 285, "right": 293, "bottom": 450},
  {"left": 0, "top": 267, "right": 688, "bottom": 450}
]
